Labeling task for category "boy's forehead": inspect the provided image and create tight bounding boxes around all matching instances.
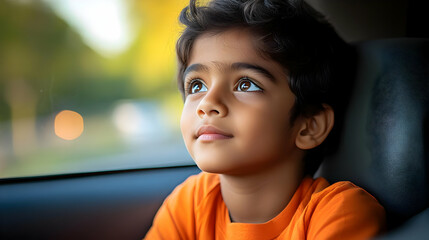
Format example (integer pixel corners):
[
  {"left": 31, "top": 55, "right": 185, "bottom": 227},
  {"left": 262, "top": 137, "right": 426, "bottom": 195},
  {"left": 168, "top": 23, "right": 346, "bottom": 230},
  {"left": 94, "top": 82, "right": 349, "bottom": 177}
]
[
  {"left": 190, "top": 29, "right": 269, "bottom": 67},
  {"left": 194, "top": 30, "right": 253, "bottom": 51},
  {"left": 187, "top": 29, "right": 287, "bottom": 77}
]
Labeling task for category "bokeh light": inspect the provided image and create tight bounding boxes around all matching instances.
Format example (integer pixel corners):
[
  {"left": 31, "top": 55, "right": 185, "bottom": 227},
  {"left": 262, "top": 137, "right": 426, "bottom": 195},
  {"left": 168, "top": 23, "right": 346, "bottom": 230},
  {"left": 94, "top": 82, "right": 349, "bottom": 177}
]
[{"left": 54, "top": 110, "right": 84, "bottom": 140}]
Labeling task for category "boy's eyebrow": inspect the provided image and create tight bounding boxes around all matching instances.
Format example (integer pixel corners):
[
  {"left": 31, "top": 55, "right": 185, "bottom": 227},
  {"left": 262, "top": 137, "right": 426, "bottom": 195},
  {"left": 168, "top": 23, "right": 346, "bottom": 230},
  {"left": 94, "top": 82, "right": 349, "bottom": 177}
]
[
  {"left": 231, "top": 62, "right": 276, "bottom": 82},
  {"left": 184, "top": 63, "right": 209, "bottom": 78},
  {"left": 183, "top": 62, "right": 276, "bottom": 82}
]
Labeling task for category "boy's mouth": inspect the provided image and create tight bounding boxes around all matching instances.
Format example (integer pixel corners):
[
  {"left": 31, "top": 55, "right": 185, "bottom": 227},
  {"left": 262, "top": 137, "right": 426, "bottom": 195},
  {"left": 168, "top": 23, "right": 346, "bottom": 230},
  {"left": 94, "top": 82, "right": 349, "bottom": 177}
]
[{"left": 196, "top": 125, "right": 233, "bottom": 141}]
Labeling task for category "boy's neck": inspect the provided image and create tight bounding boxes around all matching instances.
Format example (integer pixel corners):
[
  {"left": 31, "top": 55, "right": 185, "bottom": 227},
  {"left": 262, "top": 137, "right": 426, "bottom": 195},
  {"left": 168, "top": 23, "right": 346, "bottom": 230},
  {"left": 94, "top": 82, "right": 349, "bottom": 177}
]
[{"left": 219, "top": 155, "right": 304, "bottom": 224}]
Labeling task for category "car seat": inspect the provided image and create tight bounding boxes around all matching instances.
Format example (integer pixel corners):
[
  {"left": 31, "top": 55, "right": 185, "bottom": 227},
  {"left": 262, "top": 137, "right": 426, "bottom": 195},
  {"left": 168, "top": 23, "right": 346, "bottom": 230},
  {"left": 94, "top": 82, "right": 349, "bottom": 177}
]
[{"left": 316, "top": 38, "right": 429, "bottom": 239}]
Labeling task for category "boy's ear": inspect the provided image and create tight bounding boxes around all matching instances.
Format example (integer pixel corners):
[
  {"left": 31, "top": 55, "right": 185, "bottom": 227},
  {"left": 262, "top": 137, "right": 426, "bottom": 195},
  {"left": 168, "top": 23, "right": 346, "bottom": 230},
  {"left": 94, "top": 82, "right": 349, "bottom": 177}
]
[{"left": 295, "top": 104, "right": 334, "bottom": 150}]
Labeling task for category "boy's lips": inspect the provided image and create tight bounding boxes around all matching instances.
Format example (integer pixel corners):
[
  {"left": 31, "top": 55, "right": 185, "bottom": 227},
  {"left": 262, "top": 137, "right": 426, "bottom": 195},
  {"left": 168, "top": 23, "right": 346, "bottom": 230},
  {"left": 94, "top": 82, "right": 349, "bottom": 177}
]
[{"left": 196, "top": 125, "right": 233, "bottom": 141}]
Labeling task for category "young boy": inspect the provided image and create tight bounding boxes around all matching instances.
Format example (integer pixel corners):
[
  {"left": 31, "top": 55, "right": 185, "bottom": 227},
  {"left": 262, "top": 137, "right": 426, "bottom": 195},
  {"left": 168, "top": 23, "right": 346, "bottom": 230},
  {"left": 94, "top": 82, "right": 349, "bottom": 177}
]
[{"left": 145, "top": 0, "right": 385, "bottom": 239}]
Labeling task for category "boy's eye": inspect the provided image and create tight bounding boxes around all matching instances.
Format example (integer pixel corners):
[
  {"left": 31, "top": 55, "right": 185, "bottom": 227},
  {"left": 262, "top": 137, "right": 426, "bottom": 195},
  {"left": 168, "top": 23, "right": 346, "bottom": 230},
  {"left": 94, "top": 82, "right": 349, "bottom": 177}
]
[
  {"left": 188, "top": 79, "right": 208, "bottom": 94},
  {"left": 235, "top": 77, "right": 262, "bottom": 92}
]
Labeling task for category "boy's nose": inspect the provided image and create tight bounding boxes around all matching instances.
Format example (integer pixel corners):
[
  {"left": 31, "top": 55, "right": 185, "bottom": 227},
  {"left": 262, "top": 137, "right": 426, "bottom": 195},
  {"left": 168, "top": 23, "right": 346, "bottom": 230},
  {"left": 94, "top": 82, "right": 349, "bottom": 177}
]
[{"left": 196, "top": 88, "right": 228, "bottom": 118}]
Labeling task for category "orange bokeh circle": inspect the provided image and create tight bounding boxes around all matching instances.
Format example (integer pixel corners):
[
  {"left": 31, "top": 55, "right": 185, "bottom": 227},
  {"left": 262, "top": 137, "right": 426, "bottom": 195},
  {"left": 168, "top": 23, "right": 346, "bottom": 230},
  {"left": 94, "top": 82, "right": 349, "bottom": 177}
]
[{"left": 54, "top": 110, "right": 84, "bottom": 140}]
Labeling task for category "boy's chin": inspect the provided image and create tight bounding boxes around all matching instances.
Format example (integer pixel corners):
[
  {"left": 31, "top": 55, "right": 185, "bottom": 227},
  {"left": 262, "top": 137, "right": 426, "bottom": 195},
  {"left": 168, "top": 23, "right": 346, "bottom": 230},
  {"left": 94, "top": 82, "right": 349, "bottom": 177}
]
[
  {"left": 194, "top": 158, "right": 243, "bottom": 175},
  {"left": 194, "top": 160, "right": 232, "bottom": 174},
  {"left": 193, "top": 156, "right": 271, "bottom": 176}
]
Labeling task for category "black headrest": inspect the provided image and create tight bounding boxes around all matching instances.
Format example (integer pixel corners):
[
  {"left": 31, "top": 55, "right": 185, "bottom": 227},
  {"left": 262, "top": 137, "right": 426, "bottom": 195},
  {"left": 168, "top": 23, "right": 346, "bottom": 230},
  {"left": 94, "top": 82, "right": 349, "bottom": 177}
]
[{"left": 317, "top": 38, "right": 429, "bottom": 228}]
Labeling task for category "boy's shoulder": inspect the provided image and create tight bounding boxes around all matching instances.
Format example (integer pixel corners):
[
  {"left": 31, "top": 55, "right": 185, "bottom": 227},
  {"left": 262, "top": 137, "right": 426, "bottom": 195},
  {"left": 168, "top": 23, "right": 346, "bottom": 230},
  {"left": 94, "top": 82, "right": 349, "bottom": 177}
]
[
  {"left": 301, "top": 178, "right": 386, "bottom": 238},
  {"left": 168, "top": 172, "right": 221, "bottom": 206},
  {"left": 304, "top": 178, "right": 384, "bottom": 226},
  {"left": 304, "top": 177, "right": 382, "bottom": 211},
  {"left": 310, "top": 177, "right": 381, "bottom": 204},
  {"left": 185, "top": 171, "right": 220, "bottom": 193}
]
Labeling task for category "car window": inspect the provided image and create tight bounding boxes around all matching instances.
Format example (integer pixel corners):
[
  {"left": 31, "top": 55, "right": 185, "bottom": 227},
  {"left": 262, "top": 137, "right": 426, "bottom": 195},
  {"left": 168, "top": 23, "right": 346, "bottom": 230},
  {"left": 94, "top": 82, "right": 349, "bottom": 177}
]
[{"left": 0, "top": 0, "right": 194, "bottom": 179}]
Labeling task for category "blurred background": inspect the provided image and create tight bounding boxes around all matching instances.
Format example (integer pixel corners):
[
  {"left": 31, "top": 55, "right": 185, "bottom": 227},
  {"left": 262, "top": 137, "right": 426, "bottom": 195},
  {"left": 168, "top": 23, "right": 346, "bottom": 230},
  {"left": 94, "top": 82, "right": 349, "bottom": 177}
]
[{"left": 0, "top": 0, "right": 193, "bottom": 178}]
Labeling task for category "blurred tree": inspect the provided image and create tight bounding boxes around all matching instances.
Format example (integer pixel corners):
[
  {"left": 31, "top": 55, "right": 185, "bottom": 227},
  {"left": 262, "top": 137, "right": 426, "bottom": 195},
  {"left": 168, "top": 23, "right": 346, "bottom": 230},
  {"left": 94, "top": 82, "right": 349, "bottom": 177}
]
[{"left": 0, "top": 1, "right": 133, "bottom": 154}]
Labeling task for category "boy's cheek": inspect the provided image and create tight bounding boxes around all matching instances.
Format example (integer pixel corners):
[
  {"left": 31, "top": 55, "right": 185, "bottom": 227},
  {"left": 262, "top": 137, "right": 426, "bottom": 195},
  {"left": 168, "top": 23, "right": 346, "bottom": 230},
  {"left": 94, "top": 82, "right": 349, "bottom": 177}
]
[{"left": 180, "top": 102, "right": 196, "bottom": 133}]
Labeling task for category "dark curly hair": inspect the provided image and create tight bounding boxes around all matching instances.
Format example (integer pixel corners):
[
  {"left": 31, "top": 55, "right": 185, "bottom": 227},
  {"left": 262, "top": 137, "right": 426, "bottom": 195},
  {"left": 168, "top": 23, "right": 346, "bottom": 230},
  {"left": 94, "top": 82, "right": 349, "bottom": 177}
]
[{"left": 176, "top": 0, "right": 356, "bottom": 175}]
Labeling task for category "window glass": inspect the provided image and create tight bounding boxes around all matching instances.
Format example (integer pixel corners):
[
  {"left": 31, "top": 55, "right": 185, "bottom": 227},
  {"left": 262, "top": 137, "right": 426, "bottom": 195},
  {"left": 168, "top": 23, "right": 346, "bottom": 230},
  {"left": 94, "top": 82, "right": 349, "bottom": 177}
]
[{"left": 0, "top": 0, "right": 193, "bottom": 178}]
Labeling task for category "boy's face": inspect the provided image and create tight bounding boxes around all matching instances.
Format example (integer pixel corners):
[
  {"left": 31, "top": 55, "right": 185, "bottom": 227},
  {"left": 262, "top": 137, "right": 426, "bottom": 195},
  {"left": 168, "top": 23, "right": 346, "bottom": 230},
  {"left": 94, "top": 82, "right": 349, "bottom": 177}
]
[{"left": 180, "top": 29, "right": 303, "bottom": 175}]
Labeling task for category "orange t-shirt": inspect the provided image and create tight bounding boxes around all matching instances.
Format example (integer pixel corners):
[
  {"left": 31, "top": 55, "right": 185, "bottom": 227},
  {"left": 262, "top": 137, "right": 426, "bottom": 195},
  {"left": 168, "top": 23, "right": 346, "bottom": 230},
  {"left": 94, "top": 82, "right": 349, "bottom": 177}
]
[{"left": 144, "top": 173, "right": 385, "bottom": 240}]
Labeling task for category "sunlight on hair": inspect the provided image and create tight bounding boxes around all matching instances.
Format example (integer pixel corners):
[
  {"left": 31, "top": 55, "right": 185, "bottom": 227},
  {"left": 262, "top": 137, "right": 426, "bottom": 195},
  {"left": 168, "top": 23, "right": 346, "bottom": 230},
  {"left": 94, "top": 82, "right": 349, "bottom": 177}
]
[{"left": 55, "top": 110, "right": 84, "bottom": 140}]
